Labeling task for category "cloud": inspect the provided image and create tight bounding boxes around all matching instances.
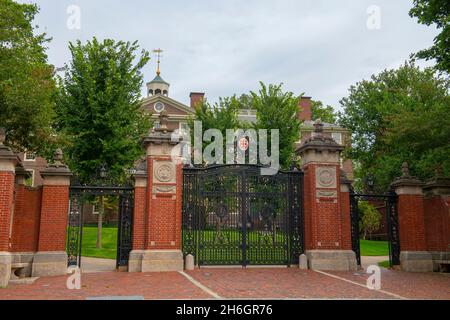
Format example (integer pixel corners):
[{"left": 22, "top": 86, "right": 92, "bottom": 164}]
[{"left": 26, "top": 0, "right": 438, "bottom": 109}]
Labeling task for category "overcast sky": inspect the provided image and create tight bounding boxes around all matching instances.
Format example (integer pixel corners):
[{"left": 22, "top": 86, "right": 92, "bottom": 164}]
[{"left": 22, "top": 0, "right": 438, "bottom": 110}]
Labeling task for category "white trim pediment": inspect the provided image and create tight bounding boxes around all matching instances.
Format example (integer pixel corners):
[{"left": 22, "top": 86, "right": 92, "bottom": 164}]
[{"left": 141, "top": 95, "right": 195, "bottom": 115}]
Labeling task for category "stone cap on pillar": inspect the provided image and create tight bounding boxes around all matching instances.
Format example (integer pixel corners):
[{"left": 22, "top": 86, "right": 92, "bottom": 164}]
[
  {"left": 0, "top": 128, "right": 19, "bottom": 171},
  {"left": 296, "top": 120, "right": 344, "bottom": 166},
  {"left": 340, "top": 169, "right": 352, "bottom": 185},
  {"left": 142, "top": 111, "right": 183, "bottom": 157},
  {"left": 14, "top": 163, "right": 32, "bottom": 184},
  {"left": 423, "top": 167, "right": 450, "bottom": 196},
  {"left": 40, "top": 148, "right": 72, "bottom": 179},
  {"left": 131, "top": 157, "right": 148, "bottom": 187},
  {"left": 391, "top": 162, "right": 423, "bottom": 195}
]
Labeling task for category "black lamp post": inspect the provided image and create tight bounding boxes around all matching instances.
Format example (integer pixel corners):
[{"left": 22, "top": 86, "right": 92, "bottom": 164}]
[
  {"left": 365, "top": 174, "right": 375, "bottom": 193},
  {"left": 99, "top": 163, "right": 108, "bottom": 179}
]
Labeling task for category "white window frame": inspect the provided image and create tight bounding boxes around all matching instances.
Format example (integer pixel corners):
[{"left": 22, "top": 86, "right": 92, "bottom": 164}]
[
  {"left": 92, "top": 204, "right": 99, "bottom": 215},
  {"left": 24, "top": 152, "right": 36, "bottom": 162},
  {"left": 332, "top": 132, "right": 342, "bottom": 144},
  {"left": 154, "top": 102, "right": 165, "bottom": 113}
]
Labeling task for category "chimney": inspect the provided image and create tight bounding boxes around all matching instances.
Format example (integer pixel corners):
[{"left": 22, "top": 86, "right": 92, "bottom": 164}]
[
  {"left": 298, "top": 96, "right": 312, "bottom": 121},
  {"left": 190, "top": 92, "right": 205, "bottom": 108}
]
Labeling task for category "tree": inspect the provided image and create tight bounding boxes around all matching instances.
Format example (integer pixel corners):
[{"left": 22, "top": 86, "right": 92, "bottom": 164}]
[
  {"left": 338, "top": 61, "right": 450, "bottom": 191},
  {"left": 0, "top": 0, "right": 56, "bottom": 155},
  {"left": 311, "top": 100, "right": 337, "bottom": 123},
  {"left": 187, "top": 96, "right": 240, "bottom": 165},
  {"left": 409, "top": 0, "right": 450, "bottom": 74},
  {"left": 56, "top": 37, "right": 151, "bottom": 247},
  {"left": 251, "top": 82, "right": 302, "bottom": 169},
  {"left": 359, "top": 202, "right": 382, "bottom": 240},
  {"left": 187, "top": 83, "right": 301, "bottom": 170}
]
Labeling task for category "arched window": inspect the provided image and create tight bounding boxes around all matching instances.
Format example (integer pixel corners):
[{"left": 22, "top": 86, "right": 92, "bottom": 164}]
[
  {"left": 163, "top": 90, "right": 168, "bottom": 96},
  {"left": 149, "top": 89, "right": 154, "bottom": 95},
  {"left": 155, "top": 89, "right": 161, "bottom": 95}
]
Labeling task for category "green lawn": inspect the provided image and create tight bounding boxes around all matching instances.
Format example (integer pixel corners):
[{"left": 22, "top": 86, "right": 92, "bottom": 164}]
[
  {"left": 360, "top": 239, "right": 389, "bottom": 256},
  {"left": 378, "top": 260, "right": 390, "bottom": 268},
  {"left": 81, "top": 226, "right": 117, "bottom": 259}
]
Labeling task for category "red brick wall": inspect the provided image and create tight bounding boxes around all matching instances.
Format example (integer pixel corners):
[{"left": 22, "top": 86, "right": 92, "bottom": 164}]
[
  {"left": 423, "top": 195, "right": 449, "bottom": 251},
  {"left": 132, "top": 186, "right": 146, "bottom": 250},
  {"left": 0, "top": 171, "right": 14, "bottom": 252},
  {"left": 37, "top": 185, "right": 69, "bottom": 252},
  {"left": 339, "top": 188, "right": 352, "bottom": 250},
  {"left": 11, "top": 185, "right": 42, "bottom": 252},
  {"left": 146, "top": 157, "right": 182, "bottom": 250},
  {"left": 397, "top": 194, "right": 427, "bottom": 251}
]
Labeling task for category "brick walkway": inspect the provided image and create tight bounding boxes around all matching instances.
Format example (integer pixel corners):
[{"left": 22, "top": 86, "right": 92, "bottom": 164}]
[{"left": 0, "top": 268, "right": 448, "bottom": 300}]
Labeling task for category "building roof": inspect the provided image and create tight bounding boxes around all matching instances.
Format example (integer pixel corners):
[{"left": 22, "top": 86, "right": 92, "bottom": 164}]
[{"left": 148, "top": 74, "right": 169, "bottom": 85}]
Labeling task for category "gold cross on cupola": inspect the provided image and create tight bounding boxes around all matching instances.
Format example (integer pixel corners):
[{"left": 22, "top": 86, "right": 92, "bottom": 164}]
[
  {"left": 147, "top": 48, "right": 170, "bottom": 97},
  {"left": 153, "top": 48, "right": 164, "bottom": 76}
]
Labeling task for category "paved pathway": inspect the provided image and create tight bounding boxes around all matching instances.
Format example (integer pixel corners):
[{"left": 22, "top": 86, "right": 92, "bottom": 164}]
[
  {"left": 0, "top": 267, "right": 448, "bottom": 300},
  {"left": 81, "top": 257, "right": 116, "bottom": 273},
  {"left": 361, "top": 256, "right": 389, "bottom": 269}
]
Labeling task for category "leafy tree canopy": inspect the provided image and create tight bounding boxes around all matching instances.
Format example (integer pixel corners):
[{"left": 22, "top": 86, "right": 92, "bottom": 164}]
[
  {"left": 0, "top": 0, "right": 56, "bottom": 155},
  {"left": 188, "top": 82, "right": 302, "bottom": 169},
  {"left": 250, "top": 82, "right": 302, "bottom": 169},
  {"left": 338, "top": 61, "right": 450, "bottom": 191},
  {"left": 311, "top": 100, "right": 337, "bottom": 123},
  {"left": 409, "top": 0, "right": 450, "bottom": 73},
  {"left": 55, "top": 37, "right": 151, "bottom": 182}
]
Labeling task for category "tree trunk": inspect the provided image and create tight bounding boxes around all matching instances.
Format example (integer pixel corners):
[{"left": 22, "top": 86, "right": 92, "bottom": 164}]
[{"left": 96, "top": 196, "right": 103, "bottom": 249}]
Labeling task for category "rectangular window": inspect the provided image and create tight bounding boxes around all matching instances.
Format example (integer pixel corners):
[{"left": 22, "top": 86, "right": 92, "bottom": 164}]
[
  {"left": 153, "top": 121, "right": 161, "bottom": 129},
  {"left": 332, "top": 132, "right": 342, "bottom": 144},
  {"left": 92, "top": 204, "right": 99, "bottom": 215},
  {"left": 24, "top": 152, "right": 36, "bottom": 161}
]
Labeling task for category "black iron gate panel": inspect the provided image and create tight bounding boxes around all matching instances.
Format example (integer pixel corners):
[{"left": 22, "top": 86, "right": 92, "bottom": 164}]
[
  {"left": 67, "top": 195, "right": 83, "bottom": 267},
  {"left": 182, "top": 164, "right": 304, "bottom": 266},
  {"left": 349, "top": 192, "right": 400, "bottom": 267},
  {"left": 67, "top": 184, "right": 134, "bottom": 268},
  {"left": 117, "top": 194, "right": 134, "bottom": 268}
]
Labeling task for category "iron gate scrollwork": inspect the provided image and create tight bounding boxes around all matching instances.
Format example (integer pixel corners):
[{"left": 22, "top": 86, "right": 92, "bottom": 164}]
[
  {"left": 182, "top": 164, "right": 304, "bottom": 266},
  {"left": 349, "top": 191, "right": 400, "bottom": 267},
  {"left": 67, "top": 183, "right": 134, "bottom": 268}
]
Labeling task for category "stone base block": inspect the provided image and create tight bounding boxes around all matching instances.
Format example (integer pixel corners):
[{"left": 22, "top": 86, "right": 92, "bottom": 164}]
[
  {"left": 430, "top": 251, "right": 450, "bottom": 272},
  {"left": 305, "top": 250, "right": 357, "bottom": 271},
  {"left": 400, "top": 251, "right": 433, "bottom": 272},
  {"left": 11, "top": 252, "right": 35, "bottom": 278},
  {"left": 128, "top": 250, "right": 145, "bottom": 273},
  {"left": 141, "top": 250, "right": 183, "bottom": 272},
  {"left": 0, "top": 252, "right": 12, "bottom": 288},
  {"left": 9, "top": 277, "right": 39, "bottom": 285},
  {"left": 32, "top": 251, "right": 68, "bottom": 277}
]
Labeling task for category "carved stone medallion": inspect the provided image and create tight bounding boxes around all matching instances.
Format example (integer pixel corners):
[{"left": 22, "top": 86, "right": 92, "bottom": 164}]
[
  {"left": 153, "top": 161, "right": 176, "bottom": 183},
  {"left": 315, "top": 166, "right": 337, "bottom": 189}
]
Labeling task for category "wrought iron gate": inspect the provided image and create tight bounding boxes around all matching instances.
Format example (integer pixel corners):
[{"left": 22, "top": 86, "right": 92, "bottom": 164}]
[
  {"left": 349, "top": 191, "right": 400, "bottom": 267},
  {"left": 67, "top": 184, "right": 134, "bottom": 268},
  {"left": 182, "top": 164, "right": 304, "bottom": 266}
]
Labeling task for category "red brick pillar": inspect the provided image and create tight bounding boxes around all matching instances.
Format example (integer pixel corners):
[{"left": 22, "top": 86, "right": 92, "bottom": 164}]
[
  {"left": 423, "top": 172, "right": 450, "bottom": 271},
  {"left": 424, "top": 170, "right": 450, "bottom": 271},
  {"left": 128, "top": 172, "right": 147, "bottom": 272},
  {"left": 32, "top": 149, "right": 72, "bottom": 277},
  {"left": 391, "top": 162, "right": 432, "bottom": 272},
  {"left": 136, "top": 111, "right": 184, "bottom": 272},
  {"left": 296, "top": 121, "right": 356, "bottom": 271},
  {"left": 0, "top": 134, "right": 18, "bottom": 287}
]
